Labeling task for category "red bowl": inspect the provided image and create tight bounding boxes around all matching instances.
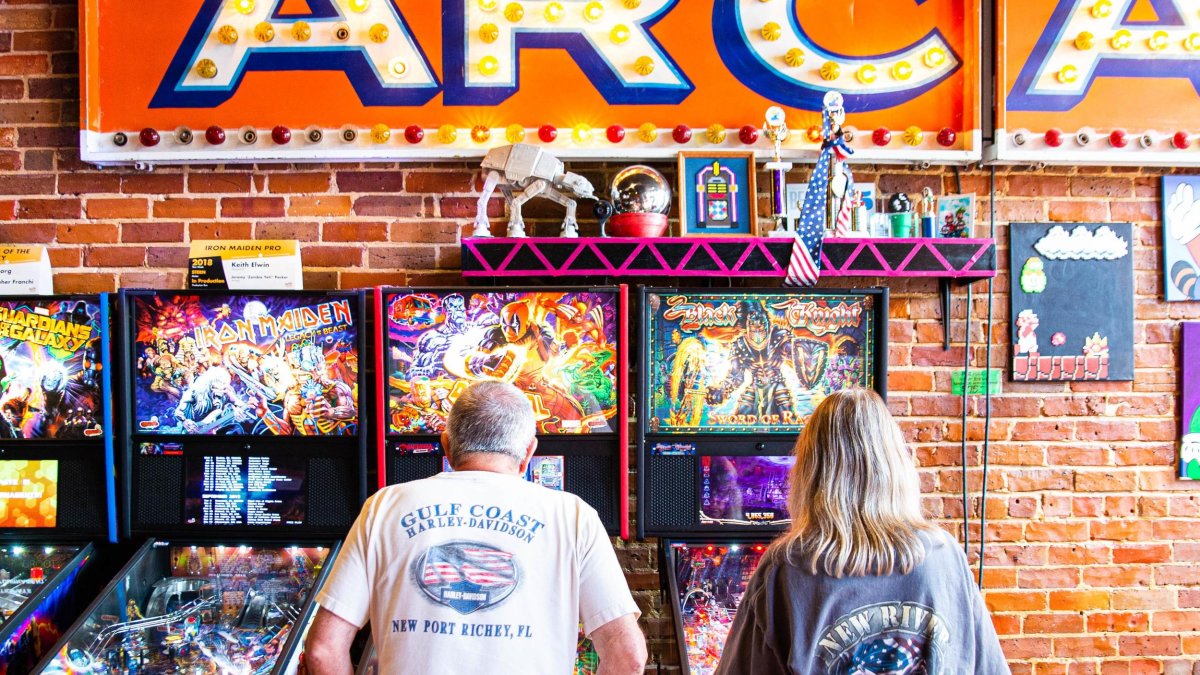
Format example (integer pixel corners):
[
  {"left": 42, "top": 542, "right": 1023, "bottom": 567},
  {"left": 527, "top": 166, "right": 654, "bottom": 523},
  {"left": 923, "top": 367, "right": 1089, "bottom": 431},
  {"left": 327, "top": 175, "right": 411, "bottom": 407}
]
[{"left": 607, "top": 212, "right": 668, "bottom": 237}]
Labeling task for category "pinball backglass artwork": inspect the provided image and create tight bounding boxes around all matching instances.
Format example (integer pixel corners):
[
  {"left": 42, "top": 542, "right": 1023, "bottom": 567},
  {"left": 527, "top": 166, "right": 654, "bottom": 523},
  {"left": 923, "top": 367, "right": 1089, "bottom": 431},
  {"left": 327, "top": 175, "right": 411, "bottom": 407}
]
[
  {"left": 385, "top": 290, "right": 619, "bottom": 436},
  {"left": 129, "top": 293, "right": 359, "bottom": 437},
  {"left": 645, "top": 291, "right": 881, "bottom": 435}
]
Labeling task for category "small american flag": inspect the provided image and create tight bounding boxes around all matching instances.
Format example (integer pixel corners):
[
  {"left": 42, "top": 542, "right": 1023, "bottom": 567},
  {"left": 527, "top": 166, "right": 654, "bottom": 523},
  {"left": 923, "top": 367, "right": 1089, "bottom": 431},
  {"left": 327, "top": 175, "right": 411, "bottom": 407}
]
[{"left": 785, "top": 99, "right": 854, "bottom": 287}]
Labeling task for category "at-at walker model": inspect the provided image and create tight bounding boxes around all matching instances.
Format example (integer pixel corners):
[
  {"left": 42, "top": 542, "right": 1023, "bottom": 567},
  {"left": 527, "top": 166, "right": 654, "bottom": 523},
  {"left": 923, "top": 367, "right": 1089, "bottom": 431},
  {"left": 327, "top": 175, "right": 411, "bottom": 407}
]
[{"left": 472, "top": 143, "right": 596, "bottom": 238}]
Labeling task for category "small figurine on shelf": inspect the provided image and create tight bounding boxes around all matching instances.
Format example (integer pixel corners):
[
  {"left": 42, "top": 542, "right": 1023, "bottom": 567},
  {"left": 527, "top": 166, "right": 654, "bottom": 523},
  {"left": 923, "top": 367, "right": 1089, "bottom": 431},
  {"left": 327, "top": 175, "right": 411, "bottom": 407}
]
[
  {"left": 472, "top": 143, "right": 596, "bottom": 238},
  {"left": 917, "top": 187, "right": 936, "bottom": 237},
  {"left": 886, "top": 193, "right": 914, "bottom": 238}
]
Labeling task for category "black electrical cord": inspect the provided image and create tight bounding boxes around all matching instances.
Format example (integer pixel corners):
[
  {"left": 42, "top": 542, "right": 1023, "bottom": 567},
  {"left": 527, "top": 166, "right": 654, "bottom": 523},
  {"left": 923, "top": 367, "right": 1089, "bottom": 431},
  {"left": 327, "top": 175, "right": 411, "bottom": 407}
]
[
  {"left": 959, "top": 282, "right": 972, "bottom": 556},
  {"left": 976, "top": 167, "right": 998, "bottom": 588}
]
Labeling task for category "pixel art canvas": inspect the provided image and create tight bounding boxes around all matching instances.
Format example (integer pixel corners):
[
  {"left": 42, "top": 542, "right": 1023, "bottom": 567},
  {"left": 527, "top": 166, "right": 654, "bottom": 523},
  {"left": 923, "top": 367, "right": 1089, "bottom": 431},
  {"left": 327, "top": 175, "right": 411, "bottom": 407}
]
[{"left": 131, "top": 294, "right": 358, "bottom": 436}]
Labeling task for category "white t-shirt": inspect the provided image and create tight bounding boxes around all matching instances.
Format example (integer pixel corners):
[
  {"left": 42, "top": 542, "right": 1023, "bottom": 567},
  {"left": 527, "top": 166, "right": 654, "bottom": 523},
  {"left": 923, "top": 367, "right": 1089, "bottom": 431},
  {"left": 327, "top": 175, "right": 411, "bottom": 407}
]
[{"left": 317, "top": 470, "right": 639, "bottom": 674}]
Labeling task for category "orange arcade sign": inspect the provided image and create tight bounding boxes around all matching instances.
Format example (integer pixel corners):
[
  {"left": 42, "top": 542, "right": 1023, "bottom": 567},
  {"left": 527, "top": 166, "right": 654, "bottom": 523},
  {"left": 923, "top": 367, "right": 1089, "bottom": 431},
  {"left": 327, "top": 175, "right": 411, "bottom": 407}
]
[{"left": 80, "top": 0, "right": 981, "bottom": 164}]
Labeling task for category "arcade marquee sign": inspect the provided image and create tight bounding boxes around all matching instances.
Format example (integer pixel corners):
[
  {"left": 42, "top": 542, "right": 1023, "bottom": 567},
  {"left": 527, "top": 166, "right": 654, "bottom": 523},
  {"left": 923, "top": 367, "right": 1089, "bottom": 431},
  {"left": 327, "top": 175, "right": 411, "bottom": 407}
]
[{"left": 80, "top": 0, "right": 1200, "bottom": 166}]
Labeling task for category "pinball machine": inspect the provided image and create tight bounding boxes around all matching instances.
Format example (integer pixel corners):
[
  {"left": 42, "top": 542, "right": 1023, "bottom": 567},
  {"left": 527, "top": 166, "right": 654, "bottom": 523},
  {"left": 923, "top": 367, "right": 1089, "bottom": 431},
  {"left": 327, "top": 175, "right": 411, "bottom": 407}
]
[
  {"left": 374, "top": 285, "right": 630, "bottom": 537},
  {"left": 36, "top": 290, "right": 369, "bottom": 675},
  {"left": 0, "top": 295, "right": 115, "bottom": 675},
  {"left": 638, "top": 287, "right": 889, "bottom": 674}
]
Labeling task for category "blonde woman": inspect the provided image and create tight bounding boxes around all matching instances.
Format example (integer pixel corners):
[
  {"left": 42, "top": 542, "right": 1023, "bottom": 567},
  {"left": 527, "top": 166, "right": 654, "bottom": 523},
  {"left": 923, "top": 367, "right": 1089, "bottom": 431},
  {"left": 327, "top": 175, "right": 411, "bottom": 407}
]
[{"left": 715, "top": 389, "right": 1008, "bottom": 674}]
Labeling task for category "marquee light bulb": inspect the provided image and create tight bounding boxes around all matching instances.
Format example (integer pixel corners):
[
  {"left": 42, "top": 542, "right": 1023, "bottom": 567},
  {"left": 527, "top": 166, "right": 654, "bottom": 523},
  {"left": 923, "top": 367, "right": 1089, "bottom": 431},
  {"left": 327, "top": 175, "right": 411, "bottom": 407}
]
[
  {"left": 371, "top": 124, "right": 391, "bottom": 144},
  {"left": 478, "top": 0, "right": 498, "bottom": 11},
  {"left": 369, "top": 24, "right": 390, "bottom": 42},
  {"left": 1188, "top": 33, "right": 1200, "bottom": 51},
  {"left": 672, "top": 124, "right": 692, "bottom": 143},
  {"left": 761, "top": 22, "right": 782, "bottom": 41},
  {"left": 583, "top": 1, "right": 605, "bottom": 22},
  {"left": 872, "top": 127, "right": 891, "bottom": 146},
  {"left": 506, "top": 124, "right": 526, "bottom": 143},
  {"left": 623, "top": 0, "right": 641, "bottom": 8},
  {"left": 405, "top": 125, "right": 424, "bottom": 143},
  {"left": 819, "top": 61, "right": 840, "bottom": 81},
  {"left": 738, "top": 125, "right": 759, "bottom": 144},
  {"left": 479, "top": 23, "right": 500, "bottom": 43},
  {"left": 1075, "top": 31, "right": 1094, "bottom": 50},
  {"left": 923, "top": 47, "right": 946, "bottom": 67},
  {"left": 937, "top": 127, "right": 957, "bottom": 147},
  {"left": 333, "top": 23, "right": 351, "bottom": 41},
  {"left": 479, "top": 56, "right": 501, "bottom": 76},
  {"left": 607, "top": 125, "right": 625, "bottom": 143},
  {"left": 902, "top": 126, "right": 923, "bottom": 146},
  {"left": 206, "top": 126, "right": 227, "bottom": 145},
  {"left": 196, "top": 59, "right": 218, "bottom": 79},
  {"left": 610, "top": 24, "right": 630, "bottom": 44},
  {"left": 1111, "top": 29, "right": 1132, "bottom": 50},
  {"left": 389, "top": 58, "right": 408, "bottom": 78},
  {"left": 139, "top": 128, "right": 160, "bottom": 147},
  {"left": 1090, "top": 0, "right": 1112, "bottom": 17},
  {"left": 538, "top": 124, "right": 558, "bottom": 142},
  {"left": 634, "top": 55, "right": 655, "bottom": 76},
  {"left": 504, "top": 2, "right": 524, "bottom": 22},
  {"left": 254, "top": 22, "right": 275, "bottom": 42},
  {"left": 217, "top": 25, "right": 239, "bottom": 44},
  {"left": 706, "top": 124, "right": 726, "bottom": 144},
  {"left": 349, "top": 0, "right": 369, "bottom": 11},
  {"left": 291, "top": 21, "right": 311, "bottom": 41},
  {"left": 1057, "top": 65, "right": 1079, "bottom": 84},
  {"left": 856, "top": 64, "right": 877, "bottom": 84},
  {"left": 471, "top": 125, "right": 492, "bottom": 143},
  {"left": 272, "top": 125, "right": 292, "bottom": 145},
  {"left": 784, "top": 48, "right": 805, "bottom": 67},
  {"left": 638, "top": 122, "right": 658, "bottom": 143},
  {"left": 805, "top": 126, "right": 822, "bottom": 143},
  {"left": 232, "top": 0, "right": 254, "bottom": 15},
  {"left": 1148, "top": 30, "right": 1169, "bottom": 50},
  {"left": 891, "top": 61, "right": 913, "bottom": 80},
  {"left": 438, "top": 124, "right": 458, "bottom": 144},
  {"left": 572, "top": 124, "right": 593, "bottom": 143},
  {"left": 545, "top": 2, "right": 564, "bottom": 22}
]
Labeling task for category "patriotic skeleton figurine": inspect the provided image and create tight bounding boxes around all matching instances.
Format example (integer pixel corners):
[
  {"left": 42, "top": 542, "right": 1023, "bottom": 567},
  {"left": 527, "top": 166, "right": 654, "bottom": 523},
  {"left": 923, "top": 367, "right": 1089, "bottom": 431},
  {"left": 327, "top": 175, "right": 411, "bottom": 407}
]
[{"left": 784, "top": 91, "right": 855, "bottom": 287}]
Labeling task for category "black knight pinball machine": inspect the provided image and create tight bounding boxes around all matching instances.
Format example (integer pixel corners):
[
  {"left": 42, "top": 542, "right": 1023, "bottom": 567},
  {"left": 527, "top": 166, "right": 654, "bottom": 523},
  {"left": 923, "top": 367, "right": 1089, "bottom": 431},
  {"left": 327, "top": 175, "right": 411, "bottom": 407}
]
[
  {"left": 37, "top": 290, "right": 369, "bottom": 675},
  {"left": 638, "top": 288, "right": 888, "bottom": 674}
]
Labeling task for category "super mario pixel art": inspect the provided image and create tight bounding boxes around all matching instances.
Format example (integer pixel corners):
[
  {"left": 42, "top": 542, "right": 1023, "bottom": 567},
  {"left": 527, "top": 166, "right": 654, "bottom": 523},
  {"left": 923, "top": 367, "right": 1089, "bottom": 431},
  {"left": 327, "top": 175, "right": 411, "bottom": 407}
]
[
  {"left": 386, "top": 290, "right": 618, "bottom": 435},
  {"left": 646, "top": 292, "right": 878, "bottom": 435},
  {"left": 0, "top": 298, "right": 103, "bottom": 441},
  {"left": 130, "top": 294, "right": 358, "bottom": 437}
]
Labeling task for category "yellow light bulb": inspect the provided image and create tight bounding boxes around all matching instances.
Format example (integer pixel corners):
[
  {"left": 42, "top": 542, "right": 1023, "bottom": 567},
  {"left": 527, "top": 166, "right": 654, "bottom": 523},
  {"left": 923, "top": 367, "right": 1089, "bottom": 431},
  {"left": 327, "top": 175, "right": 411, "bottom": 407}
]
[
  {"left": 819, "top": 61, "right": 840, "bottom": 81},
  {"left": 761, "top": 22, "right": 782, "bottom": 41},
  {"left": 545, "top": 2, "right": 564, "bottom": 22},
  {"left": 923, "top": 47, "right": 946, "bottom": 68},
  {"left": 638, "top": 122, "right": 658, "bottom": 143},
  {"left": 254, "top": 22, "right": 275, "bottom": 42},
  {"left": 1075, "top": 31, "right": 1094, "bottom": 50},
  {"left": 1148, "top": 30, "right": 1169, "bottom": 50},
  {"left": 479, "top": 23, "right": 500, "bottom": 43},
  {"left": 438, "top": 124, "right": 458, "bottom": 144},
  {"left": 784, "top": 48, "right": 805, "bottom": 67},
  {"left": 903, "top": 126, "right": 924, "bottom": 146},
  {"left": 478, "top": 0, "right": 498, "bottom": 10},
  {"left": 232, "top": 0, "right": 254, "bottom": 15},
  {"left": 1090, "top": 0, "right": 1111, "bottom": 18},
  {"left": 806, "top": 126, "right": 822, "bottom": 143},
  {"left": 1111, "top": 29, "right": 1132, "bottom": 50},
  {"left": 706, "top": 124, "right": 727, "bottom": 144},
  {"left": 856, "top": 64, "right": 877, "bottom": 84},
  {"left": 583, "top": 1, "right": 604, "bottom": 22},
  {"left": 389, "top": 58, "right": 408, "bottom": 78},
  {"left": 471, "top": 125, "right": 492, "bottom": 144},
  {"left": 572, "top": 124, "right": 593, "bottom": 143},
  {"left": 504, "top": 2, "right": 524, "bottom": 22},
  {"left": 1186, "top": 33, "right": 1200, "bottom": 51},
  {"left": 478, "top": 55, "right": 501, "bottom": 76},
  {"left": 371, "top": 124, "right": 391, "bottom": 144},
  {"left": 623, "top": 0, "right": 641, "bottom": 7},
  {"left": 506, "top": 124, "right": 526, "bottom": 143},
  {"left": 349, "top": 0, "right": 369, "bottom": 11},
  {"left": 610, "top": 24, "right": 630, "bottom": 44},
  {"left": 1057, "top": 65, "right": 1079, "bottom": 84},
  {"left": 369, "top": 24, "right": 390, "bottom": 43},
  {"left": 217, "top": 25, "right": 239, "bottom": 44},
  {"left": 891, "top": 61, "right": 913, "bottom": 80},
  {"left": 196, "top": 59, "right": 218, "bottom": 79},
  {"left": 634, "top": 56, "right": 655, "bottom": 76}
]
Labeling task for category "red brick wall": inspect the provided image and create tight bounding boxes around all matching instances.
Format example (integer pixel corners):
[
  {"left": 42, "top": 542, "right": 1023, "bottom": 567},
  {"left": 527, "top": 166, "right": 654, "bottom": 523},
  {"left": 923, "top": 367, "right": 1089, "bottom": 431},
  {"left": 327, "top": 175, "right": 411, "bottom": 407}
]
[{"left": 3, "top": 3, "right": 1200, "bottom": 672}]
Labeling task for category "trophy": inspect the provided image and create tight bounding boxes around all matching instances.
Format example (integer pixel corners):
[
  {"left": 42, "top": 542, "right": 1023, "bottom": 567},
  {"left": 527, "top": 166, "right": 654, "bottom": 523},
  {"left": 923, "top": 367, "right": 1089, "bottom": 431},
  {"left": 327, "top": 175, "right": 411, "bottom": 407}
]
[{"left": 763, "top": 106, "right": 795, "bottom": 237}]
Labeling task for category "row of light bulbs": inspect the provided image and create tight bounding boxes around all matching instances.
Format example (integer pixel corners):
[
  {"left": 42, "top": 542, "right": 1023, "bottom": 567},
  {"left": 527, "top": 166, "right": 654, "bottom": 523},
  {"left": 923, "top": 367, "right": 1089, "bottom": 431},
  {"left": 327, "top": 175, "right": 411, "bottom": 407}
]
[
  {"left": 1013, "top": 128, "right": 1200, "bottom": 150},
  {"left": 112, "top": 123, "right": 961, "bottom": 148}
]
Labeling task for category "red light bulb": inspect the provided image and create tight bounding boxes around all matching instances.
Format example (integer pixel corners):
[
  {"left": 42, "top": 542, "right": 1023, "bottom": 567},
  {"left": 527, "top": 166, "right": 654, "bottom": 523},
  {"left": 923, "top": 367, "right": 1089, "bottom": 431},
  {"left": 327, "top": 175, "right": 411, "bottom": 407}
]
[
  {"left": 672, "top": 124, "right": 692, "bottom": 144},
  {"left": 272, "top": 125, "right": 292, "bottom": 145},
  {"left": 705, "top": 545, "right": 715, "bottom": 553},
  {"left": 205, "top": 126, "right": 226, "bottom": 145},
  {"left": 538, "top": 125, "right": 558, "bottom": 143},
  {"left": 1109, "top": 129, "right": 1128, "bottom": 148},
  {"left": 1174, "top": 131, "right": 1191, "bottom": 150},
  {"left": 936, "top": 127, "right": 956, "bottom": 147},
  {"left": 404, "top": 125, "right": 424, "bottom": 144},
  {"left": 1044, "top": 128, "right": 1064, "bottom": 147},
  {"left": 139, "top": 128, "right": 160, "bottom": 147},
  {"left": 872, "top": 127, "right": 891, "bottom": 146},
  {"left": 606, "top": 125, "right": 625, "bottom": 143},
  {"left": 738, "top": 125, "right": 759, "bottom": 144}
]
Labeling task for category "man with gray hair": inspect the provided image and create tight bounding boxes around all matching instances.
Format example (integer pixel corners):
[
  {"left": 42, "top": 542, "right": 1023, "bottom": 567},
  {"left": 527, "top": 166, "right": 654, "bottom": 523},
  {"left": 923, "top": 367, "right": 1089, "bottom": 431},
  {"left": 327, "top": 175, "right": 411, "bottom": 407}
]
[{"left": 306, "top": 380, "right": 646, "bottom": 674}]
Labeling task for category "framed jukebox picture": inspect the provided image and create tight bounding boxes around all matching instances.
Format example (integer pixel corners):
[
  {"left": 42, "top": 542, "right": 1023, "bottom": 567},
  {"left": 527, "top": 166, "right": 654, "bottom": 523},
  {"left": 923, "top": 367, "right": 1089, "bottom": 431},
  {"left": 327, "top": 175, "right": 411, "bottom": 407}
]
[{"left": 677, "top": 151, "right": 758, "bottom": 237}]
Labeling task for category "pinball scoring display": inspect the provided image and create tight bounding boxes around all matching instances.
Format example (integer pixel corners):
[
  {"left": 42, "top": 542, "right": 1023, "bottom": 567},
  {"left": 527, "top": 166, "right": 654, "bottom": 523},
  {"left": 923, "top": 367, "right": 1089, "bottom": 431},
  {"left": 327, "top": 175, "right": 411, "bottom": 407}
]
[{"left": 184, "top": 456, "right": 306, "bottom": 527}]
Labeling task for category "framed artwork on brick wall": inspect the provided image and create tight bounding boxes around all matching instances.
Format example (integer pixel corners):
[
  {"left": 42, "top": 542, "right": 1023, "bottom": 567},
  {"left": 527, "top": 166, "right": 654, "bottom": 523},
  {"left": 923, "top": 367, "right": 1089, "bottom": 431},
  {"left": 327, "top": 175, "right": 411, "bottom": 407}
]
[
  {"left": 1163, "top": 176, "right": 1200, "bottom": 301},
  {"left": 1182, "top": 324, "right": 1200, "bottom": 480},
  {"left": 1009, "top": 222, "right": 1134, "bottom": 382}
]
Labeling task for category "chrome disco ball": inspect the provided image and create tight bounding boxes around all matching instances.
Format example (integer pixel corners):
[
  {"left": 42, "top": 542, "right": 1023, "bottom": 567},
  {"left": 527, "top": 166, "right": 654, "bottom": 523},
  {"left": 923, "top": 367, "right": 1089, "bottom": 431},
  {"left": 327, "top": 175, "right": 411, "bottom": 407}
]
[{"left": 610, "top": 165, "right": 671, "bottom": 215}]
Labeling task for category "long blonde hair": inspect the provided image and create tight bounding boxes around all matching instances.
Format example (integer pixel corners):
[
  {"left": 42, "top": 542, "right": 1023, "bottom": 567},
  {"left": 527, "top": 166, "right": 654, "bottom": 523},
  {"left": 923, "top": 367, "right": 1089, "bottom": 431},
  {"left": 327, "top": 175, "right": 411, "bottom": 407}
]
[{"left": 771, "top": 389, "right": 933, "bottom": 578}]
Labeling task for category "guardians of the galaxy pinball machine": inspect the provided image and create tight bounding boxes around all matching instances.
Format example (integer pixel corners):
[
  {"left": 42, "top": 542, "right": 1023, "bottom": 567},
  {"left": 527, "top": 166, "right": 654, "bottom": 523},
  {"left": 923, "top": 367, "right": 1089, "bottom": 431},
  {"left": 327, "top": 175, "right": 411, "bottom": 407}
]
[
  {"left": 38, "top": 543, "right": 331, "bottom": 675},
  {"left": 380, "top": 287, "right": 628, "bottom": 535}
]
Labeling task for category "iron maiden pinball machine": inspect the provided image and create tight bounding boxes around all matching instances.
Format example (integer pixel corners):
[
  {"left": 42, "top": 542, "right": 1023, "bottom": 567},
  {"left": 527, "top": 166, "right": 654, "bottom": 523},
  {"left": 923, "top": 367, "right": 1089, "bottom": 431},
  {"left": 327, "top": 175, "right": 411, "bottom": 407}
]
[
  {"left": 376, "top": 286, "right": 629, "bottom": 537},
  {"left": 36, "top": 290, "right": 368, "bottom": 675},
  {"left": 638, "top": 288, "right": 888, "bottom": 675},
  {"left": 0, "top": 295, "right": 115, "bottom": 675}
]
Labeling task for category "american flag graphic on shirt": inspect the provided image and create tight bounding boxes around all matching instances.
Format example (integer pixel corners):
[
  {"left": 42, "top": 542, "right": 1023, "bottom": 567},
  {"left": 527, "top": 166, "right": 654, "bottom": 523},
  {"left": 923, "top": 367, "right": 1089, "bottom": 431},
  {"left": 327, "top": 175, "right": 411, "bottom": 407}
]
[{"left": 415, "top": 542, "right": 520, "bottom": 614}]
